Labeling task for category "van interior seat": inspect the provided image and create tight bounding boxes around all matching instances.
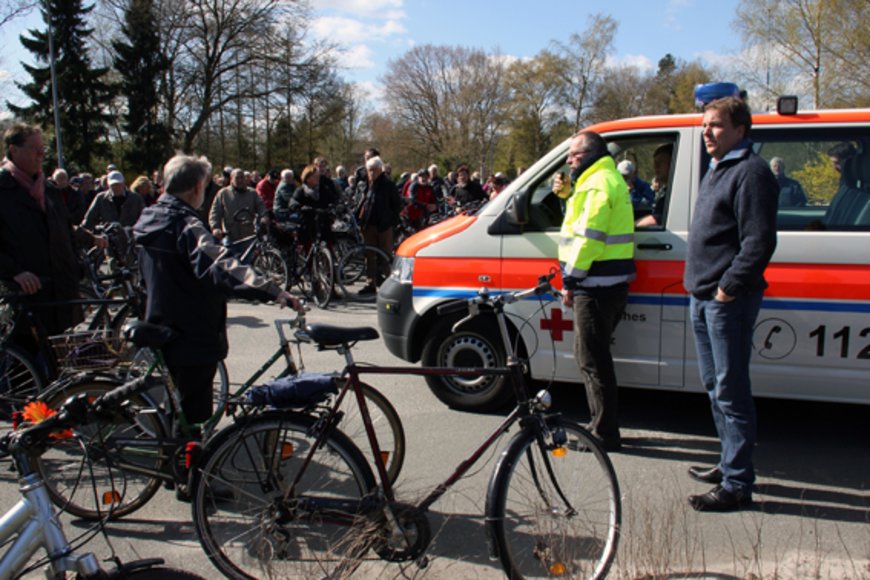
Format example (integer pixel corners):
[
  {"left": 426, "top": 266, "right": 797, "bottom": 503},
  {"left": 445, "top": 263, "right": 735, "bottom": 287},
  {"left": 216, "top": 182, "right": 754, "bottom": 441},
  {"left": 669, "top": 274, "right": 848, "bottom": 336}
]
[{"left": 824, "top": 145, "right": 870, "bottom": 228}]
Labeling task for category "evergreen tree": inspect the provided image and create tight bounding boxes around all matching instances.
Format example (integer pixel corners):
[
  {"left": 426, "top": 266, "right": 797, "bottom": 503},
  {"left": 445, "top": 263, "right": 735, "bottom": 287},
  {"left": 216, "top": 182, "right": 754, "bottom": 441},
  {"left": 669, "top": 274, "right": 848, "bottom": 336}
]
[
  {"left": 113, "top": 0, "right": 172, "bottom": 174},
  {"left": 7, "top": 0, "right": 115, "bottom": 172}
]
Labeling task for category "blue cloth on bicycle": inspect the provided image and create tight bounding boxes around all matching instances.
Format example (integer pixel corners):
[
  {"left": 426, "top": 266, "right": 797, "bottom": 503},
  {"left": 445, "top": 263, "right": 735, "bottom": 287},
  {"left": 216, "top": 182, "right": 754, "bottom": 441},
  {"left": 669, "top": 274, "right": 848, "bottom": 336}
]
[{"left": 246, "top": 372, "right": 338, "bottom": 408}]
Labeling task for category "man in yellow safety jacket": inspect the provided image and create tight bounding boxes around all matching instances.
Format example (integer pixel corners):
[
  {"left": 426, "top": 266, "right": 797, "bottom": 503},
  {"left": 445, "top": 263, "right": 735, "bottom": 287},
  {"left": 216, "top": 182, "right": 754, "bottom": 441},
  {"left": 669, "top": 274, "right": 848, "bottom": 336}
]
[{"left": 553, "top": 130, "right": 636, "bottom": 451}]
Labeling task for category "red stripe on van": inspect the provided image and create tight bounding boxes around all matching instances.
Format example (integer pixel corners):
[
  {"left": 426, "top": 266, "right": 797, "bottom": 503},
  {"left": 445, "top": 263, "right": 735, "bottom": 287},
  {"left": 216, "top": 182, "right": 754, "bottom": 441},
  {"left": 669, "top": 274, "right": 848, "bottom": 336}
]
[{"left": 414, "top": 256, "right": 870, "bottom": 302}]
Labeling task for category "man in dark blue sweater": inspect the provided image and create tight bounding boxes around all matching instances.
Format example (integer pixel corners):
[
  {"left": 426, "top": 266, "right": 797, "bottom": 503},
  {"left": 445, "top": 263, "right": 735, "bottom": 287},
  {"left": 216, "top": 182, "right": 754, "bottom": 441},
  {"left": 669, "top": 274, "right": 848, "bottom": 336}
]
[{"left": 683, "top": 97, "right": 778, "bottom": 512}]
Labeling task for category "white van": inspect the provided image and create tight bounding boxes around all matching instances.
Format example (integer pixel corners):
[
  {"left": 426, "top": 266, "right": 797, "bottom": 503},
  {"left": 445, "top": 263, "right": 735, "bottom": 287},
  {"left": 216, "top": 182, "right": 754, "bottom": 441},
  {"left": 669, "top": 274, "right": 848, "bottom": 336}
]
[{"left": 377, "top": 106, "right": 870, "bottom": 411}]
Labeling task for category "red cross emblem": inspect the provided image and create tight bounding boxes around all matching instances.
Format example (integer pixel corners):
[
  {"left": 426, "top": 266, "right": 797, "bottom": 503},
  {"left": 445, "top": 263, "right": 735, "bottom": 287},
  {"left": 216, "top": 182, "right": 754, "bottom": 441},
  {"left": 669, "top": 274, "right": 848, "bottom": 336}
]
[{"left": 540, "top": 307, "right": 573, "bottom": 342}]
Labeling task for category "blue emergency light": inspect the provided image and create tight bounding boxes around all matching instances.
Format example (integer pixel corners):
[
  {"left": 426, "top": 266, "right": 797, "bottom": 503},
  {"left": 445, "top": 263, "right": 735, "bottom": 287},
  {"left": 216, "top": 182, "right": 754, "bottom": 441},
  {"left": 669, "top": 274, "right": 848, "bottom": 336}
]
[{"left": 694, "top": 82, "right": 740, "bottom": 108}]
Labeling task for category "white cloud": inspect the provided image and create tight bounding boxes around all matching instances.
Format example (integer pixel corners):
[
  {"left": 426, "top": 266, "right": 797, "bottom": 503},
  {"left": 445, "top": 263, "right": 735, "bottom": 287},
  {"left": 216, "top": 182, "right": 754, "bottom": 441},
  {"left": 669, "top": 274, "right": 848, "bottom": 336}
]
[
  {"left": 605, "top": 54, "right": 656, "bottom": 74},
  {"left": 311, "top": 16, "right": 407, "bottom": 46},
  {"left": 335, "top": 44, "right": 376, "bottom": 70},
  {"left": 311, "top": 0, "right": 405, "bottom": 20}
]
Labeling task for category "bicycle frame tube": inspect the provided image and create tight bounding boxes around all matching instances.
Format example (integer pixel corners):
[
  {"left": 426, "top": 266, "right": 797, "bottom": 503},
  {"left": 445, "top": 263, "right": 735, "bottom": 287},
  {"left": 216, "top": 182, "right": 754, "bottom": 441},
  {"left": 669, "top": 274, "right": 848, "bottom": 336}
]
[{"left": 0, "top": 474, "right": 101, "bottom": 578}]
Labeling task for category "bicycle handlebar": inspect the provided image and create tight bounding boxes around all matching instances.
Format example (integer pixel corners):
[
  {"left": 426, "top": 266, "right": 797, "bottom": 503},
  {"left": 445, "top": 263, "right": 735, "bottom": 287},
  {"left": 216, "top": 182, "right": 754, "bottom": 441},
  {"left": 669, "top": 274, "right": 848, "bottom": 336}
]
[{"left": 437, "top": 272, "right": 562, "bottom": 333}]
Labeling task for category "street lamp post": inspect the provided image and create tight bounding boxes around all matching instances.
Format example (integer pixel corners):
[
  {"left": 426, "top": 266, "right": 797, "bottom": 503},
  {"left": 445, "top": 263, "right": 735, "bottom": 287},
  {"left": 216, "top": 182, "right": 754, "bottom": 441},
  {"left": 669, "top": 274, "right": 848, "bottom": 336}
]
[{"left": 47, "top": 3, "right": 64, "bottom": 168}]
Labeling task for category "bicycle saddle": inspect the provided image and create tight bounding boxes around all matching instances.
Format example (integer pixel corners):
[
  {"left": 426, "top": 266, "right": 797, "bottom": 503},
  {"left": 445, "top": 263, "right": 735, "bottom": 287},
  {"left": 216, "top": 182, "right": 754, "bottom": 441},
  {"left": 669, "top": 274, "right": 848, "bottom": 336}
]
[
  {"left": 304, "top": 323, "right": 379, "bottom": 347},
  {"left": 122, "top": 320, "right": 177, "bottom": 349}
]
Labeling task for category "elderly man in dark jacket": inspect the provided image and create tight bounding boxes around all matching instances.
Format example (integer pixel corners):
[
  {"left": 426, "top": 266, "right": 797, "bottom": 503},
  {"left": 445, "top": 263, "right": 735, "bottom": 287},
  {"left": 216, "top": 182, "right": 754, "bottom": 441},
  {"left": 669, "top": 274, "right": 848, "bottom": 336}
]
[
  {"left": 357, "top": 155, "right": 400, "bottom": 295},
  {"left": 134, "top": 153, "right": 299, "bottom": 430},
  {"left": 0, "top": 124, "right": 104, "bottom": 349}
]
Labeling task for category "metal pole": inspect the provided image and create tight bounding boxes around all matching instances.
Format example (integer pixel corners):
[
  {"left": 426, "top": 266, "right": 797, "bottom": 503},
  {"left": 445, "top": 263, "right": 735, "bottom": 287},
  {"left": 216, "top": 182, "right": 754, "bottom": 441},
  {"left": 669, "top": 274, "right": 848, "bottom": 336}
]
[{"left": 47, "top": 4, "right": 64, "bottom": 168}]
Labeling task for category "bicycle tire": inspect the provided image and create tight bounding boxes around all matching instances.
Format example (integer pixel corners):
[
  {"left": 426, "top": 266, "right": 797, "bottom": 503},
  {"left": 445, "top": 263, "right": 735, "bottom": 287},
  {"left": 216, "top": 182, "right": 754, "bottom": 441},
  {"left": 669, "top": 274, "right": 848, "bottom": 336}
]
[
  {"left": 485, "top": 417, "right": 620, "bottom": 580},
  {"left": 337, "top": 381, "right": 406, "bottom": 485},
  {"left": 99, "top": 566, "right": 205, "bottom": 579},
  {"left": 253, "top": 245, "right": 289, "bottom": 290},
  {"left": 335, "top": 244, "right": 391, "bottom": 300},
  {"left": 35, "top": 378, "right": 167, "bottom": 520},
  {"left": 301, "top": 244, "right": 334, "bottom": 308},
  {"left": 191, "top": 411, "right": 376, "bottom": 580},
  {"left": 0, "top": 344, "right": 46, "bottom": 417}
]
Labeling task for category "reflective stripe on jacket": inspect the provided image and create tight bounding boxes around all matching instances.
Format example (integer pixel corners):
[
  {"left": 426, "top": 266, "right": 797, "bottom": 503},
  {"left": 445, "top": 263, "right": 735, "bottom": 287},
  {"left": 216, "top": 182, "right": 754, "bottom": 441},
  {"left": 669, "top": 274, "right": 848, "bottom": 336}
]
[{"left": 559, "top": 155, "right": 636, "bottom": 288}]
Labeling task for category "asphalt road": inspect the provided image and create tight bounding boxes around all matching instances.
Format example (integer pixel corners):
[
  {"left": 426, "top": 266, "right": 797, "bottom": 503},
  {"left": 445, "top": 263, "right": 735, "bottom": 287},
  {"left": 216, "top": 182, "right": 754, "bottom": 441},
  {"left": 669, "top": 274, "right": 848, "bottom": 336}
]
[{"left": 3, "top": 299, "right": 868, "bottom": 579}]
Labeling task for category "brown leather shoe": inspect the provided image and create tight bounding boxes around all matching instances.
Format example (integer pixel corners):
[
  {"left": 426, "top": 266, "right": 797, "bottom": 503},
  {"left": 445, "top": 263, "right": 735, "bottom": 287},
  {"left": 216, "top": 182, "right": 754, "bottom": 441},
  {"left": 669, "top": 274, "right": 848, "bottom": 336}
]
[
  {"left": 688, "top": 465, "right": 723, "bottom": 484},
  {"left": 689, "top": 485, "right": 752, "bottom": 512}
]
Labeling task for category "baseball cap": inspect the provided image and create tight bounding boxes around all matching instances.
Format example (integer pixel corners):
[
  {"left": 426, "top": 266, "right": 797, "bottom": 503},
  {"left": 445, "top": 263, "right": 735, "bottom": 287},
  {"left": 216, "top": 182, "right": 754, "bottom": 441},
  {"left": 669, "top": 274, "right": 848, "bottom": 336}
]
[
  {"left": 107, "top": 171, "right": 125, "bottom": 185},
  {"left": 617, "top": 160, "right": 635, "bottom": 176}
]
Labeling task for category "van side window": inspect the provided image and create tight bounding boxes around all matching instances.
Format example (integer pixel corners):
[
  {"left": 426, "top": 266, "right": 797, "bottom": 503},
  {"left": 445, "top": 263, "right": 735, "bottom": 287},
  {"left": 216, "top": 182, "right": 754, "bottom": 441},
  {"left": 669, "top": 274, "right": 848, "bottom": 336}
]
[
  {"left": 523, "top": 135, "right": 679, "bottom": 232},
  {"left": 751, "top": 128, "right": 869, "bottom": 231},
  {"left": 609, "top": 136, "right": 678, "bottom": 230}
]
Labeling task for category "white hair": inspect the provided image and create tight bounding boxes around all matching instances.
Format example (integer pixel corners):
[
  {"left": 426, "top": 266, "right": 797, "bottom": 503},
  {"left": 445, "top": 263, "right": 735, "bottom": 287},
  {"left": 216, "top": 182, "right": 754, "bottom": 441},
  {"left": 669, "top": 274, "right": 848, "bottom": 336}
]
[{"left": 366, "top": 156, "right": 385, "bottom": 171}]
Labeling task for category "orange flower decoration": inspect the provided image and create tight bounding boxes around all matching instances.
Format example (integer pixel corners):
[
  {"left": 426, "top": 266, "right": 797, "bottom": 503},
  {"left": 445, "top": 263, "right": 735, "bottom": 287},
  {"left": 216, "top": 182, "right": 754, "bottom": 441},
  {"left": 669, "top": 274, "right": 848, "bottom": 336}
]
[{"left": 20, "top": 401, "right": 73, "bottom": 440}]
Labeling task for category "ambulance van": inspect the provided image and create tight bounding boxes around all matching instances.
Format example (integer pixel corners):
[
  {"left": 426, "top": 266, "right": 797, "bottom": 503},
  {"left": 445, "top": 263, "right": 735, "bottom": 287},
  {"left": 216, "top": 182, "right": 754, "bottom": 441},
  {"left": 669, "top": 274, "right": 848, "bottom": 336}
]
[{"left": 376, "top": 102, "right": 870, "bottom": 411}]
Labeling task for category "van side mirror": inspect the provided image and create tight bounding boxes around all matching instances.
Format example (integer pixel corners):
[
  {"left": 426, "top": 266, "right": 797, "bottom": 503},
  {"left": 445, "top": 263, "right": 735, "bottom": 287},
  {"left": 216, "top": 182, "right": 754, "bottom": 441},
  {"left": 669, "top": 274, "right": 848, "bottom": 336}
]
[{"left": 505, "top": 190, "right": 529, "bottom": 225}]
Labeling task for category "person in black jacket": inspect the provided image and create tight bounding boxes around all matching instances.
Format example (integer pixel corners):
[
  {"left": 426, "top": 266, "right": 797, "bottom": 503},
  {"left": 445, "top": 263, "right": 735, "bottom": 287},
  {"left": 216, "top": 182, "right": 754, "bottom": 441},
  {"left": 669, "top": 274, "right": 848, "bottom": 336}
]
[
  {"left": 134, "top": 153, "right": 300, "bottom": 426},
  {"left": 0, "top": 124, "right": 105, "bottom": 351},
  {"left": 357, "top": 155, "right": 400, "bottom": 294}
]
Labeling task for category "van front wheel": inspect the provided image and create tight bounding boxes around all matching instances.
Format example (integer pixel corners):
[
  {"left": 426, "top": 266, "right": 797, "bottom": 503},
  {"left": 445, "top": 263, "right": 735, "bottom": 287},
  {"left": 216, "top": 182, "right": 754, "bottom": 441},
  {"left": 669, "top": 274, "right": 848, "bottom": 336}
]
[{"left": 421, "top": 316, "right": 513, "bottom": 412}]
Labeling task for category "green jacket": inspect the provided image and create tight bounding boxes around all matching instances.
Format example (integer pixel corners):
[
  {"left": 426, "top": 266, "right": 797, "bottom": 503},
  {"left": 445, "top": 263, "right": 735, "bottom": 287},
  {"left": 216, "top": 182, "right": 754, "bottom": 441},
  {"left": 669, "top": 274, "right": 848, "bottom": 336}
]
[{"left": 559, "top": 155, "right": 636, "bottom": 289}]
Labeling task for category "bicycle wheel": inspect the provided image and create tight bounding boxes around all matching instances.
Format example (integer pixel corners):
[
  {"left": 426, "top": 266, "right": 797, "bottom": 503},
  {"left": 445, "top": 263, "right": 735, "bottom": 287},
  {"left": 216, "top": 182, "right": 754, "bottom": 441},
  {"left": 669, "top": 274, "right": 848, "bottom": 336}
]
[
  {"left": 336, "top": 381, "right": 406, "bottom": 485},
  {"left": 104, "top": 566, "right": 204, "bottom": 579},
  {"left": 486, "top": 417, "right": 620, "bottom": 580},
  {"left": 301, "top": 244, "right": 334, "bottom": 308},
  {"left": 335, "top": 245, "right": 391, "bottom": 299},
  {"left": 191, "top": 411, "right": 376, "bottom": 580},
  {"left": 253, "top": 245, "right": 289, "bottom": 290},
  {"left": 0, "top": 344, "right": 46, "bottom": 417},
  {"left": 35, "top": 378, "right": 167, "bottom": 520}
]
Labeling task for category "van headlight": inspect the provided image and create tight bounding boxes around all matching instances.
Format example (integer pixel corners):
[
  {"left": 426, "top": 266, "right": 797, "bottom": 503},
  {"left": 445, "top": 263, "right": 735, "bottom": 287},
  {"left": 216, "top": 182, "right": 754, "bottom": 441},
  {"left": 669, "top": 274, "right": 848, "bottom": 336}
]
[{"left": 390, "top": 256, "right": 414, "bottom": 284}]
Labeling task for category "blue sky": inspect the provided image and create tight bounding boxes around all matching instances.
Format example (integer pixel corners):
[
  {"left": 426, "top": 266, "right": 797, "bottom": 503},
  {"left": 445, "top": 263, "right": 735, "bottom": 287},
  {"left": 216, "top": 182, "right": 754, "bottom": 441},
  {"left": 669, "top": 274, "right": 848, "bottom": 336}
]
[
  {"left": 310, "top": 0, "right": 743, "bottom": 101},
  {"left": 1, "top": 0, "right": 743, "bottom": 111}
]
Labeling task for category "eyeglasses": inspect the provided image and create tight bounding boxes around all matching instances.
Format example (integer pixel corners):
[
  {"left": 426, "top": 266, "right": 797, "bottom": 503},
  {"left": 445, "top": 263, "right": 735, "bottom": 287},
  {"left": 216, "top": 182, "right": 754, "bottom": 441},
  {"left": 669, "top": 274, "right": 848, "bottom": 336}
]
[{"left": 15, "top": 144, "right": 46, "bottom": 155}]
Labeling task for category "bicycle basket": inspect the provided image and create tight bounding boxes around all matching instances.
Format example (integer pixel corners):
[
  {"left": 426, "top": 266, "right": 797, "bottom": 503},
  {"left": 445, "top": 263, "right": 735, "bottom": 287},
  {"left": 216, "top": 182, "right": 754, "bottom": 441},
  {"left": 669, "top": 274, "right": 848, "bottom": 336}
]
[{"left": 48, "top": 329, "right": 132, "bottom": 373}]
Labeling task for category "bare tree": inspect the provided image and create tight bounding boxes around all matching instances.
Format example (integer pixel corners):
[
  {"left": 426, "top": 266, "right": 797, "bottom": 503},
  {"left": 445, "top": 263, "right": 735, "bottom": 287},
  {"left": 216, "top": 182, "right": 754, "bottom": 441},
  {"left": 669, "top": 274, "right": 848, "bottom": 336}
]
[
  {"left": 734, "top": 0, "right": 869, "bottom": 109},
  {"left": 382, "top": 44, "right": 510, "bottom": 173},
  {"left": 0, "top": 0, "right": 35, "bottom": 30},
  {"left": 553, "top": 14, "right": 618, "bottom": 129},
  {"left": 503, "top": 50, "right": 569, "bottom": 167}
]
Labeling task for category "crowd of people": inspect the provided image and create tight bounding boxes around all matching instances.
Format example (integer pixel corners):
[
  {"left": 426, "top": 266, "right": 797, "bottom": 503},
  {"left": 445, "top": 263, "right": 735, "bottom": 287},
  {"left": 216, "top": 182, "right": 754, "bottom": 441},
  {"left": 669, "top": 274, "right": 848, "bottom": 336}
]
[{"left": 40, "top": 151, "right": 516, "bottom": 259}]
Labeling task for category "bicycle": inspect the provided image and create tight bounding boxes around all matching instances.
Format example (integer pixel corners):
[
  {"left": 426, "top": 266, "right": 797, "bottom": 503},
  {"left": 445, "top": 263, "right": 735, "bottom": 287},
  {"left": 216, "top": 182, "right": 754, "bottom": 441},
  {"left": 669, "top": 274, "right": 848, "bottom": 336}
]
[
  {"left": 0, "top": 395, "right": 203, "bottom": 579},
  {"left": 330, "top": 203, "right": 393, "bottom": 302},
  {"left": 33, "top": 307, "right": 404, "bottom": 520},
  {"left": 189, "top": 272, "right": 621, "bottom": 579},
  {"left": 278, "top": 207, "right": 335, "bottom": 308},
  {"left": 221, "top": 208, "right": 289, "bottom": 290},
  {"left": 0, "top": 287, "right": 138, "bottom": 417}
]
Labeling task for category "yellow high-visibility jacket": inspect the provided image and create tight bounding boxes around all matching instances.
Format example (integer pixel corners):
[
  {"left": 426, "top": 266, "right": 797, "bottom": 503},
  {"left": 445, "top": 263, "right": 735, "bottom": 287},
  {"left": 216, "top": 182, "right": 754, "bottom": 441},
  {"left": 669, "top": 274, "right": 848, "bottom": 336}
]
[{"left": 559, "top": 155, "right": 636, "bottom": 289}]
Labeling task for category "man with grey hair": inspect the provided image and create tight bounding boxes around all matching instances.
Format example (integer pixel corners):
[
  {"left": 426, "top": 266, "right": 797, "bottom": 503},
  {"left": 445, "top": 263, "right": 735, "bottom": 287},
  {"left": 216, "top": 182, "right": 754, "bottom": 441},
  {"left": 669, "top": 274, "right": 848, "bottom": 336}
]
[
  {"left": 134, "top": 154, "right": 299, "bottom": 438},
  {"left": 50, "top": 167, "right": 87, "bottom": 223},
  {"left": 273, "top": 168, "right": 297, "bottom": 216},
  {"left": 769, "top": 157, "right": 807, "bottom": 207},
  {"left": 357, "top": 155, "right": 401, "bottom": 294}
]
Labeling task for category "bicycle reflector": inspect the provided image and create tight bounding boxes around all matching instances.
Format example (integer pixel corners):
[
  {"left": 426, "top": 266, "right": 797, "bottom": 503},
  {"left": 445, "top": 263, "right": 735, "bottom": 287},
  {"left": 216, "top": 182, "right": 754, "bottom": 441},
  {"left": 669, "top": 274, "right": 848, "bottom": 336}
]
[
  {"left": 281, "top": 442, "right": 294, "bottom": 460},
  {"left": 549, "top": 562, "right": 567, "bottom": 576},
  {"left": 550, "top": 447, "right": 568, "bottom": 458},
  {"left": 102, "top": 490, "right": 121, "bottom": 506}
]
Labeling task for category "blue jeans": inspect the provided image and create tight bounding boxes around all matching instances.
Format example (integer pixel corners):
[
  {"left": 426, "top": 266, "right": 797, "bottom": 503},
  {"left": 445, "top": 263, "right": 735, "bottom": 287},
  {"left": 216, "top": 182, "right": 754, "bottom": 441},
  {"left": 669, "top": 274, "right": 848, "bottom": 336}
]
[{"left": 690, "top": 290, "right": 763, "bottom": 494}]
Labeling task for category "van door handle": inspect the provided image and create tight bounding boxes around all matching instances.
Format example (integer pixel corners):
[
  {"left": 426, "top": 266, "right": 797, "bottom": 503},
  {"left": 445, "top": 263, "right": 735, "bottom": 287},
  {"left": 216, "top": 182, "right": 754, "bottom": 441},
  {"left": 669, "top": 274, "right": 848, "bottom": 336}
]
[{"left": 637, "top": 243, "right": 673, "bottom": 251}]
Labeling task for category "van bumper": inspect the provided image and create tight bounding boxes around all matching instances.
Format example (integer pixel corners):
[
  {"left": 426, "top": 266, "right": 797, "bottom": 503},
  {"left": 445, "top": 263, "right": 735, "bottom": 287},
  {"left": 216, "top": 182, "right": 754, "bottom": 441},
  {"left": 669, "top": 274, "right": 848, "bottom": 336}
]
[{"left": 376, "top": 278, "right": 419, "bottom": 362}]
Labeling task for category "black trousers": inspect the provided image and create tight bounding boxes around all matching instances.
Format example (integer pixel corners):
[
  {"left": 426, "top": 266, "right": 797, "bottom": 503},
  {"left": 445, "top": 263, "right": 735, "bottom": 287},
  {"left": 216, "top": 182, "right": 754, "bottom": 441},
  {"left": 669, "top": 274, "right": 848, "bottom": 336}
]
[
  {"left": 572, "top": 285, "right": 629, "bottom": 443},
  {"left": 167, "top": 362, "right": 218, "bottom": 426}
]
